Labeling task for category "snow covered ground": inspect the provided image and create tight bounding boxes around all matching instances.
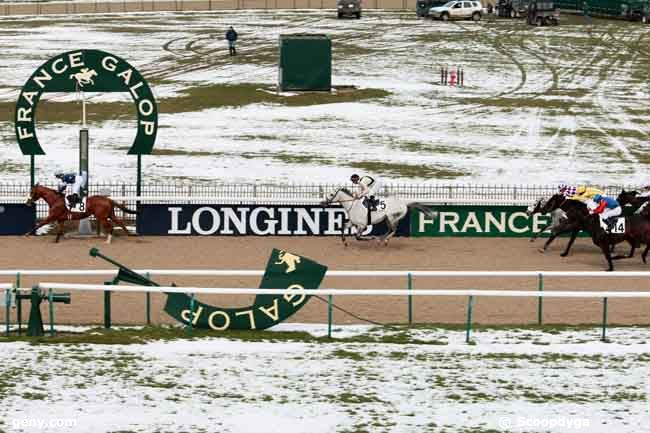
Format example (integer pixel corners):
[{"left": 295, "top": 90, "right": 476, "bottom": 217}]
[
  {"left": 1, "top": 324, "right": 649, "bottom": 433},
  {"left": 1, "top": 12, "right": 650, "bottom": 185}
]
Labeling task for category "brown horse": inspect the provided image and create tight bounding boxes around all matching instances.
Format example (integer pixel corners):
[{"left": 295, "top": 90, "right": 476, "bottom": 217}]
[{"left": 25, "top": 184, "right": 138, "bottom": 243}]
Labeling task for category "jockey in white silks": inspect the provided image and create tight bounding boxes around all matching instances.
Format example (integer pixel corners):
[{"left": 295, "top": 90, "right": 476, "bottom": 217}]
[
  {"left": 350, "top": 174, "right": 381, "bottom": 226},
  {"left": 55, "top": 170, "right": 88, "bottom": 208}
]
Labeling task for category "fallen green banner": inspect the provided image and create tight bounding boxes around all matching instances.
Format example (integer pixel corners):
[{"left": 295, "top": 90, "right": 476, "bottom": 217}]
[{"left": 164, "top": 249, "right": 327, "bottom": 330}]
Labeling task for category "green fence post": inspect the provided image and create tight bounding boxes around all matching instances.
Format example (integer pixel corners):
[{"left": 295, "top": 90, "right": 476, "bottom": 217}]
[
  {"left": 16, "top": 292, "right": 22, "bottom": 336},
  {"left": 188, "top": 294, "right": 195, "bottom": 336},
  {"left": 103, "top": 282, "right": 111, "bottom": 329},
  {"left": 466, "top": 295, "right": 474, "bottom": 344},
  {"left": 537, "top": 273, "right": 543, "bottom": 326},
  {"left": 5, "top": 288, "right": 10, "bottom": 336},
  {"left": 601, "top": 297, "right": 608, "bottom": 342},
  {"left": 48, "top": 289, "right": 54, "bottom": 337},
  {"left": 327, "top": 295, "right": 333, "bottom": 338},
  {"left": 407, "top": 273, "right": 413, "bottom": 327},
  {"left": 145, "top": 272, "right": 151, "bottom": 326},
  {"left": 16, "top": 273, "right": 21, "bottom": 336}
]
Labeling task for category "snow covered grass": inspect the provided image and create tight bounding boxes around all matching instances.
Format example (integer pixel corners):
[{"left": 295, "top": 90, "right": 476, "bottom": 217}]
[
  {"left": 1, "top": 12, "right": 650, "bottom": 185},
  {"left": 1, "top": 324, "right": 649, "bottom": 432}
]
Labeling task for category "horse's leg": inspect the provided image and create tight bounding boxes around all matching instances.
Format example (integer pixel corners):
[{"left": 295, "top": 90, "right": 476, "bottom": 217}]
[
  {"left": 382, "top": 222, "right": 397, "bottom": 246},
  {"left": 99, "top": 217, "right": 114, "bottom": 244},
  {"left": 110, "top": 214, "right": 131, "bottom": 236},
  {"left": 354, "top": 225, "right": 374, "bottom": 241},
  {"left": 540, "top": 231, "right": 559, "bottom": 253},
  {"left": 54, "top": 220, "right": 66, "bottom": 243},
  {"left": 25, "top": 216, "right": 56, "bottom": 237},
  {"left": 341, "top": 219, "right": 351, "bottom": 247},
  {"left": 560, "top": 229, "right": 580, "bottom": 257},
  {"left": 531, "top": 222, "right": 552, "bottom": 242},
  {"left": 600, "top": 241, "right": 614, "bottom": 271},
  {"left": 643, "top": 245, "right": 650, "bottom": 264}
]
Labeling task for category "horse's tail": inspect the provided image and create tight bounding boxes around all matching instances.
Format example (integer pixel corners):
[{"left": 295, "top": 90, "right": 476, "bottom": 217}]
[
  {"left": 112, "top": 200, "right": 139, "bottom": 215},
  {"left": 407, "top": 202, "right": 437, "bottom": 220}
]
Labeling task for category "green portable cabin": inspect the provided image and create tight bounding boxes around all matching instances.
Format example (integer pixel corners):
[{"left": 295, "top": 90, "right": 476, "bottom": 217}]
[{"left": 278, "top": 34, "right": 332, "bottom": 92}]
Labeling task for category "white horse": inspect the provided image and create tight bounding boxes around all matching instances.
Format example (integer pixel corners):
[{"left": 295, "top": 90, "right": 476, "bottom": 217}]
[{"left": 322, "top": 187, "right": 436, "bottom": 246}]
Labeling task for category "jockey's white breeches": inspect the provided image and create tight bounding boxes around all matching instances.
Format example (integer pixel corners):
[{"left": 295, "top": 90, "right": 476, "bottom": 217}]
[
  {"left": 72, "top": 171, "right": 88, "bottom": 195},
  {"left": 601, "top": 207, "right": 622, "bottom": 220}
]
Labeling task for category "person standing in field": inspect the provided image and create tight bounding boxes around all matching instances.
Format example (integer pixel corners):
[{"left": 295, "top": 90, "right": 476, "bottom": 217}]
[{"left": 226, "top": 26, "right": 238, "bottom": 56}]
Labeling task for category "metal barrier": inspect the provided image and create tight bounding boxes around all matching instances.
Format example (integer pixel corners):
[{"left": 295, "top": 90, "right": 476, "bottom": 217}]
[
  {"left": 0, "top": 182, "right": 642, "bottom": 221},
  {"left": 36, "top": 282, "right": 650, "bottom": 342},
  {"left": 2, "top": 270, "right": 650, "bottom": 341}
]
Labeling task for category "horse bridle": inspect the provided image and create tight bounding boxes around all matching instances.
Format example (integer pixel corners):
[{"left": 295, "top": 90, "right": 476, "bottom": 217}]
[{"left": 325, "top": 188, "right": 358, "bottom": 205}]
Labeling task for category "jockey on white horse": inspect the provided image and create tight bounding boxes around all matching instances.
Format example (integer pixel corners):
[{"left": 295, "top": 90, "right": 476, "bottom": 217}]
[
  {"left": 350, "top": 173, "right": 381, "bottom": 226},
  {"left": 323, "top": 185, "right": 435, "bottom": 246}
]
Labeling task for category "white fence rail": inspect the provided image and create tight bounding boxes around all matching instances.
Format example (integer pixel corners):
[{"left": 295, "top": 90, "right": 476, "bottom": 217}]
[
  {"left": 4, "top": 270, "right": 650, "bottom": 277},
  {"left": 4, "top": 271, "right": 649, "bottom": 341},
  {"left": 34, "top": 283, "right": 650, "bottom": 298}
]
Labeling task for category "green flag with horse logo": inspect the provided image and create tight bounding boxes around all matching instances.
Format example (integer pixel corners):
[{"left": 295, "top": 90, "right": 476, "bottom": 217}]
[{"left": 163, "top": 249, "right": 327, "bottom": 330}]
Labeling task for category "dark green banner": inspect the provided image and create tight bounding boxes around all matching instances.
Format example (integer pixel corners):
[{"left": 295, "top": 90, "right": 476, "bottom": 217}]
[
  {"left": 164, "top": 249, "right": 327, "bottom": 330},
  {"left": 15, "top": 49, "right": 158, "bottom": 155},
  {"left": 410, "top": 205, "right": 553, "bottom": 237}
]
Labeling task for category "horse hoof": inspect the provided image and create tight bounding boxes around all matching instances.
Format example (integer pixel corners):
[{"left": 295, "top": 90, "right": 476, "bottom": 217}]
[
  {"left": 560, "top": 253, "right": 568, "bottom": 257},
  {"left": 537, "top": 248, "right": 545, "bottom": 254},
  {"left": 529, "top": 238, "right": 535, "bottom": 243}
]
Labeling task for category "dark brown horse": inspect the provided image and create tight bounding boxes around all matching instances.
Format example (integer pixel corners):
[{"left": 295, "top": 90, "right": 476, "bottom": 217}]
[
  {"left": 540, "top": 194, "right": 650, "bottom": 270},
  {"left": 616, "top": 190, "right": 650, "bottom": 215},
  {"left": 25, "top": 184, "right": 137, "bottom": 243}
]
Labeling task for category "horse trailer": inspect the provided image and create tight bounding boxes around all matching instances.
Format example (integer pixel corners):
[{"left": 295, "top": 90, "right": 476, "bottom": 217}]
[
  {"left": 527, "top": 1, "right": 560, "bottom": 24},
  {"left": 497, "top": 0, "right": 531, "bottom": 17}
]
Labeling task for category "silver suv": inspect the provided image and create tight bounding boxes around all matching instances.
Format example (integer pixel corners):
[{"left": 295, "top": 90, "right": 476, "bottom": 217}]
[
  {"left": 430, "top": 0, "right": 484, "bottom": 21},
  {"left": 338, "top": 0, "right": 362, "bottom": 19}
]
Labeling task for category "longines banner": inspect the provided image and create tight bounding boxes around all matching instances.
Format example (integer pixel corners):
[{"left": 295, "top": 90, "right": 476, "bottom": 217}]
[
  {"left": 136, "top": 204, "right": 411, "bottom": 236},
  {"left": 0, "top": 204, "right": 35, "bottom": 235},
  {"left": 410, "top": 205, "right": 553, "bottom": 237}
]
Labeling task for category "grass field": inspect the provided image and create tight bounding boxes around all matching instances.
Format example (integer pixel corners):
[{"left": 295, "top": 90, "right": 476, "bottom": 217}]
[
  {"left": 1, "top": 324, "right": 649, "bottom": 433},
  {"left": 1, "top": 11, "right": 650, "bottom": 184}
]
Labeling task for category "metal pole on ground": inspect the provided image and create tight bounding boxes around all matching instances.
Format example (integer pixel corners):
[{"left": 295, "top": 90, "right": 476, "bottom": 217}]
[
  {"left": 15, "top": 272, "right": 20, "bottom": 335},
  {"left": 407, "top": 272, "right": 413, "bottom": 326},
  {"left": 5, "top": 288, "right": 10, "bottom": 336},
  {"left": 465, "top": 295, "right": 474, "bottom": 343},
  {"left": 17, "top": 290, "right": 22, "bottom": 336},
  {"left": 601, "top": 297, "right": 608, "bottom": 342},
  {"left": 537, "top": 273, "right": 543, "bottom": 325},
  {"left": 327, "top": 295, "right": 333, "bottom": 338},
  {"left": 103, "top": 283, "right": 111, "bottom": 329},
  {"left": 48, "top": 289, "right": 54, "bottom": 337}
]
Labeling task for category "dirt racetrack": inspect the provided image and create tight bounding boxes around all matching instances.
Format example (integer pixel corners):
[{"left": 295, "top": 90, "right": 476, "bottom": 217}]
[{"left": 1, "top": 235, "right": 650, "bottom": 327}]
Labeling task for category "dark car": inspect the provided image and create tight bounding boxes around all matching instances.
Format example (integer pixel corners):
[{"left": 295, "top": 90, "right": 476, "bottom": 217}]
[
  {"left": 417, "top": 0, "right": 448, "bottom": 16},
  {"left": 338, "top": 0, "right": 362, "bottom": 18}
]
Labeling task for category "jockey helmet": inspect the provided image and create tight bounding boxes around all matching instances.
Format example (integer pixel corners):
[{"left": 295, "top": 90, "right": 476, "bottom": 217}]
[
  {"left": 593, "top": 194, "right": 602, "bottom": 202},
  {"left": 576, "top": 185, "right": 586, "bottom": 195},
  {"left": 350, "top": 174, "right": 360, "bottom": 183}
]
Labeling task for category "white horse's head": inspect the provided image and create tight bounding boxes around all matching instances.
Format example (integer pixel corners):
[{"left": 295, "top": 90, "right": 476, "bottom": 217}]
[{"left": 321, "top": 187, "right": 354, "bottom": 206}]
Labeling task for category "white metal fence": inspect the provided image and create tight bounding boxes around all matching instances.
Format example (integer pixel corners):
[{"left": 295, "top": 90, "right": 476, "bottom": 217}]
[{"left": 1, "top": 182, "right": 642, "bottom": 221}]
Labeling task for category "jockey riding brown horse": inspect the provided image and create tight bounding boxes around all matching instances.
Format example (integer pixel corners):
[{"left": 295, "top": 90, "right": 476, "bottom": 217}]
[{"left": 25, "top": 184, "right": 138, "bottom": 243}]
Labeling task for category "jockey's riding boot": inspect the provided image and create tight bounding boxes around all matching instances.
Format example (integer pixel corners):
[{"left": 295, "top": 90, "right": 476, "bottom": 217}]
[
  {"left": 369, "top": 195, "right": 377, "bottom": 211},
  {"left": 68, "top": 193, "right": 79, "bottom": 208}
]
